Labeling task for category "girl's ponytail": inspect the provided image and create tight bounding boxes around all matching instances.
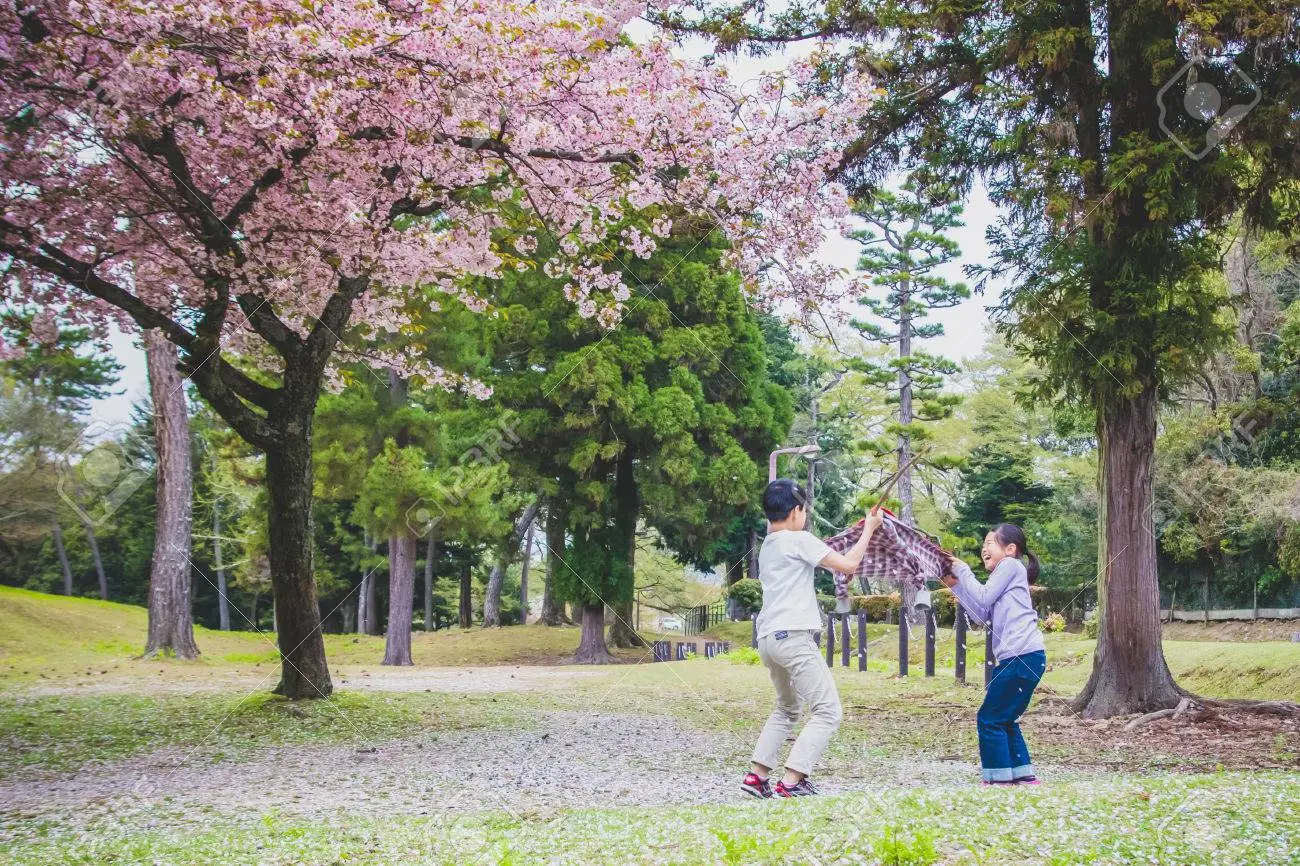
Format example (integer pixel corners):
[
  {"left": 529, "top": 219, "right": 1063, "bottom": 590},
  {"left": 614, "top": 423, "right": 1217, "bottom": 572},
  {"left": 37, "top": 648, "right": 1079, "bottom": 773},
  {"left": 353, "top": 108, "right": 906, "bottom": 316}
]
[
  {"left": 1023, "top": 551, "right": 1040, "bottom": 585},
  {"left": 993, "top": 523, "right": 1039, "bottom": 584}
]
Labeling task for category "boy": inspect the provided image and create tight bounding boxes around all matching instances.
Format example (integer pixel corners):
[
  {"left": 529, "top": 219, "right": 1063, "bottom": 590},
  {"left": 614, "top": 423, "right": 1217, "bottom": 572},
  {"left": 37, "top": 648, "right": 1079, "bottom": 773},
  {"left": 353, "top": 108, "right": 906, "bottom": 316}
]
[{"left": 742, "top": 479, "right": 882, "bottom": 798}]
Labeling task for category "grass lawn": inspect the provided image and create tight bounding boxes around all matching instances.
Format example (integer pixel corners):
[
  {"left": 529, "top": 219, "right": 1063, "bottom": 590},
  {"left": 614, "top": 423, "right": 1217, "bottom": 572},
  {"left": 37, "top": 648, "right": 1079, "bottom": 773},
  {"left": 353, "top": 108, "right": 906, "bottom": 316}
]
[{"left": 1, "top": 587, "right": 1298, "bottom": 864}]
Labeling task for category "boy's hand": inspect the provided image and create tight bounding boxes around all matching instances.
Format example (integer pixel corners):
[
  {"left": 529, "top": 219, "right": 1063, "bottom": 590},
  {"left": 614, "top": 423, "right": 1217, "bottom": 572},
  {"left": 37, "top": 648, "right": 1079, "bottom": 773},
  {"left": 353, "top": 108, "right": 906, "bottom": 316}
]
[
  {"left": 940, "top": 573, "right": 958, "bottom": 589},
  {"left": 864, "top": 509, "right": 884, "bottom": 534}
]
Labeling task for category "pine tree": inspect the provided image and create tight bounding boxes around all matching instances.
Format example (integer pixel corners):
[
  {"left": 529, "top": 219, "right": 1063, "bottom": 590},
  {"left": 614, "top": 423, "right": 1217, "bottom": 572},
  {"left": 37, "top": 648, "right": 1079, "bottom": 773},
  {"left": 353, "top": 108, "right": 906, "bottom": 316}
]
[{"left": 849, "top": 171, "right": 968, "bottom": 527}]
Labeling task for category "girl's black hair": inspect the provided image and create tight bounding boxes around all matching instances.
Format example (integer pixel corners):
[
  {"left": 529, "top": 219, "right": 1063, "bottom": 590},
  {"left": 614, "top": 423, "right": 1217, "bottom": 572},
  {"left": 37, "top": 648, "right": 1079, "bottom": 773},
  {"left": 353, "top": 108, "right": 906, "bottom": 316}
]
[
  {"left": 991, "top": 523, "right": 1040, "bottom": 584},
  {"left": 762, "top": 478, "right": 807, "bottom": 522}
]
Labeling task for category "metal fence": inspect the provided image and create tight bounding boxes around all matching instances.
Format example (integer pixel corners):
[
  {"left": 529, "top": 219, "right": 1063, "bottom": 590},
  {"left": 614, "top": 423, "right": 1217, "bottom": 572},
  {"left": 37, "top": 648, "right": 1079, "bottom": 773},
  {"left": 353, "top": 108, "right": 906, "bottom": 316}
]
[{"left": 683, "top": 601, "right": 729, "bottom": 636}]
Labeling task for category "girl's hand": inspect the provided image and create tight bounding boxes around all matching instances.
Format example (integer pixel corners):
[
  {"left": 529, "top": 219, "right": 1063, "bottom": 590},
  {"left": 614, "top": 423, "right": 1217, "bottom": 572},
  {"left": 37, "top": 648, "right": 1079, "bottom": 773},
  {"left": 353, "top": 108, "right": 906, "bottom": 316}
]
[{"left": 865, "top": 509, "right": 884, "bottom": 534}]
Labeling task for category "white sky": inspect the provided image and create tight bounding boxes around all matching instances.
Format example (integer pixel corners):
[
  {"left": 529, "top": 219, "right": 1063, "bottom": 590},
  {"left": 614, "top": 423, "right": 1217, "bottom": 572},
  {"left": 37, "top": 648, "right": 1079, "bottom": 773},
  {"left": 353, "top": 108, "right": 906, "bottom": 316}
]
[{"left": 88, "top": 21, "right": 1004, "bottom": 428}]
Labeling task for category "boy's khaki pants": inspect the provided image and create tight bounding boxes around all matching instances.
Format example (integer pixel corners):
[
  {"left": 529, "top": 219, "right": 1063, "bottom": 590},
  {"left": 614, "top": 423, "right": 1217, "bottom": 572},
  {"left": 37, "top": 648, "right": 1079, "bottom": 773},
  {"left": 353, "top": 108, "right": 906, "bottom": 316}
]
[{"left": 751, "top": 629, "right": 843, "bottom": 776}]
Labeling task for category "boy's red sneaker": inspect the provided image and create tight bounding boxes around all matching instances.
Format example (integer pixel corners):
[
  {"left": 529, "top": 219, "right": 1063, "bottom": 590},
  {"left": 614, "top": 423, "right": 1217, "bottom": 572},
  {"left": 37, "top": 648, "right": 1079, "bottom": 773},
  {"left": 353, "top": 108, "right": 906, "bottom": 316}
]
[
  {"left": 741, "top": 773, "right": 773, "bottom": 799},
  {"left": 774, "top": 778, "right": 820, "bottom": 797}
]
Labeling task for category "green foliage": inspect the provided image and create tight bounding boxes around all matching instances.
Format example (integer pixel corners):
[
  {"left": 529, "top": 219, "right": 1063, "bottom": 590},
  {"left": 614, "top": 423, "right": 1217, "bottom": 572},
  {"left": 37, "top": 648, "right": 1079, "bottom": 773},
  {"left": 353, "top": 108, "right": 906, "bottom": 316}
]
[
  {"left": 871, "top": 824, "right": 939, "bottom": 866},
  {"left": 726, "top": 577, "right": 762, "bottom": 614},
  {"left": 725, "top": 645, "right": 761, "bottom": 666},
  {"left": 1040, "top": 612, "right": 1067, "bottom": 633}
]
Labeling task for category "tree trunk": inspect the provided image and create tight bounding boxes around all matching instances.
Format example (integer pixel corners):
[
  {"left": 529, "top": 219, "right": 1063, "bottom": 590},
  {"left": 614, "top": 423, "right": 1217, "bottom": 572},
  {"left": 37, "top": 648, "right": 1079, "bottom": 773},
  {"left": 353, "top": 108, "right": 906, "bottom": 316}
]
[
  {"left": 364, "top": 535, "right": 380, "bottom": 635},
  {"left": 539, "top": 504, "right": 567, "bottom": 626},
  {"left": 213, "top": 490, "right": 230, "bottom": 631},
  {"left": 51, "top": 523, "right": 73, "bottom": 596},
  {"left": 520, "top": 519, "right": 534, "bottom": 623},
  {"left": 264, "top": 438, "right": 332, "bottom": 698},
  {"left": 424, "top": 530, "right": 436, "bottom": 632},
  {"left": 896, "top": 275, "right": 920, "bottom": 623},
  {"left": 142, "top": 329, "right": 199, "bottom": 660},
  {"left": 459, "top": 560, "right": 473, "bottom": 629},
  {"left": 342, "top": 599, "right": 356, "bottom": 634},
  {"left": 357, "top": 572, "right": 369, "bottom": 635},
  {"left": 81, "top": 519, "right": 108, "bottom": 600},
  {"left": 380, "top": 370, "right": 415, "bottom": 663},
  {"left": 484, "top": 501, "right": 540, "bottom": 627},
  {"left": 382, "top": 531, "right": 416, "bottom": 665},
  {"left": 608, "top": 447, "right": 645, "bottom": 648},
  {"left": 483, "top": 557, "right": 508, "bottom": 627},
  {"left": 1072, "top": 383, "right": 1182, "bottom": 717},
  {"left": 574, "top": 603, "right": 615, "bottom": 663}
]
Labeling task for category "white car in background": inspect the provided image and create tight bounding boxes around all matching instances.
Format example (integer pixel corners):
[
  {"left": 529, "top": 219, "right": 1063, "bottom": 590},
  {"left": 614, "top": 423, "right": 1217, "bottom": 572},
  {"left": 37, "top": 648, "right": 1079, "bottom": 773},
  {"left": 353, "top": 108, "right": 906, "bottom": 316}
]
[{"left": 660, "top": 617, "right": 683, "bottom": 632}]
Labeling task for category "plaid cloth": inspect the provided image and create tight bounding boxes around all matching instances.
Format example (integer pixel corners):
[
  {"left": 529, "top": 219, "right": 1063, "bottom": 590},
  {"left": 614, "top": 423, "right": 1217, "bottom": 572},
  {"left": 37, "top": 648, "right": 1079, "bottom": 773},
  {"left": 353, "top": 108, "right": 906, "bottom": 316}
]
[{"left": 824, "top": 510, "right": 948, "bottom": 598}]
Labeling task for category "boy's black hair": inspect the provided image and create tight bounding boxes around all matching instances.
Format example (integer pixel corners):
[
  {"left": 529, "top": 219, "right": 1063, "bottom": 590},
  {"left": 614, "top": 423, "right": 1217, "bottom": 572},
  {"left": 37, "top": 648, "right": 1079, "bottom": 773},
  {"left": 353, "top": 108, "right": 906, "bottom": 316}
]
[{"left": 762, "top": 478, "right": 807, "bottom": 522}]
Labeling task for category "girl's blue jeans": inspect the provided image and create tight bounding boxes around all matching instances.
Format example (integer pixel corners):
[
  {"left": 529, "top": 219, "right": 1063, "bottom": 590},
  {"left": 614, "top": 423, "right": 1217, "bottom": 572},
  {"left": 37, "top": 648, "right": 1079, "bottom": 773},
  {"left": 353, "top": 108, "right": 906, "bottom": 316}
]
[{"left": 977, "top": 649, "right": 1046, "bottom": 782}]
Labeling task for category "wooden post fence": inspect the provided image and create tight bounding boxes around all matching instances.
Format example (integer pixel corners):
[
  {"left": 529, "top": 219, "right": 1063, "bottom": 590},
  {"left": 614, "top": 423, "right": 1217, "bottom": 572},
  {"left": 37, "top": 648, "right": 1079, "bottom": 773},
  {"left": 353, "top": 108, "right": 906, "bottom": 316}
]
[
  {"left": 751, "top": 613, "right": 758, "bottom": 649},
  {"left": 857, "top": 612, "right": 867, "bottom": 671},
  {"left": 840, "top": 613, "right": 850, "bottom": 668},
  {"left": 826, "top": 614, "right": 836, "bottom": 667},
  {"left": 984, "top": 629, "right": 995, "bottom": 687},
  {"left": 898, "top": 614, "right": 909, "bottom": 677},
  {"left": 924, "top": 608, "right": 936, "bottom": 677},
  {"left": 954, "top": 604, "right": 968, "bottom": 683}
]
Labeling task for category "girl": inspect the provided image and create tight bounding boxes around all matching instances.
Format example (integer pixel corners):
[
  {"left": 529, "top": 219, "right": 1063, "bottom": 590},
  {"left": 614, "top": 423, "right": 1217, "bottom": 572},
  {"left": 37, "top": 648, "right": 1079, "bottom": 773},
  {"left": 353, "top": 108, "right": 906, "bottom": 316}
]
[{"left": 941, "top": 523, "right": 1046, "bottom": 785}]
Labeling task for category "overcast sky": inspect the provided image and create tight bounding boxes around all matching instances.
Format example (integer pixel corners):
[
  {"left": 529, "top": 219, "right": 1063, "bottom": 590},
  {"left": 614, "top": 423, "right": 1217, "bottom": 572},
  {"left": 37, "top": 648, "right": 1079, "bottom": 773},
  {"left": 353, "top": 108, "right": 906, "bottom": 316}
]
[{"left": 88, "top": 21, "right": 1005, "bottom": 428}]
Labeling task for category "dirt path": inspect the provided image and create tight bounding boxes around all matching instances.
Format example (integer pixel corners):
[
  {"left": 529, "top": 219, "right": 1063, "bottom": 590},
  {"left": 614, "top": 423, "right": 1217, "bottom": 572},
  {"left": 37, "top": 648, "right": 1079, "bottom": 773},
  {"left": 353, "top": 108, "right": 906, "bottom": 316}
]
[{"left": 0, "top": 709, "right": 1084, "bottom": 826}]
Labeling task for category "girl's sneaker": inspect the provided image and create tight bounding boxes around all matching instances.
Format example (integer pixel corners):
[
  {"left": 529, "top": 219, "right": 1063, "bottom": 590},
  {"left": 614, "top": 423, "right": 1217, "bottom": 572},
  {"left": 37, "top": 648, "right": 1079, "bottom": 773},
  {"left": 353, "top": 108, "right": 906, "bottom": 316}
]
[
  {"left": 741, "top": 773, "right": 773, "bottom": 799},
  {"left": 981, "top": 780, "right": 1016, "bottom": 787},
  {"left": 774, "top": 778, "right": 821, "bottom": 797}
]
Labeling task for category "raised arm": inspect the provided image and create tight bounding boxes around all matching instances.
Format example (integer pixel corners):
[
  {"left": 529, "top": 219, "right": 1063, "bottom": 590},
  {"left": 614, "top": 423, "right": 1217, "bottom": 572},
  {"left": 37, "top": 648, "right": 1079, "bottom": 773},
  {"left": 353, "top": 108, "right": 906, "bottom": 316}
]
[
  {"left": 945, "top": 556, "right": 1018, "bottom": 623},
  {"left": 819, "top": 511, "right": 884, "bottom": 575}
]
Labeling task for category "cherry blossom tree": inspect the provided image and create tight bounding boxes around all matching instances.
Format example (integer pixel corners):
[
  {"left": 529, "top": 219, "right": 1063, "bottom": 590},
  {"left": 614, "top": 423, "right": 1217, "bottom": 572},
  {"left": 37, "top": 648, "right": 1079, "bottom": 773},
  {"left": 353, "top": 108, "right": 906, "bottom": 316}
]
[{"left": 1, "top": 0, "right": 869, "bottom": 697}]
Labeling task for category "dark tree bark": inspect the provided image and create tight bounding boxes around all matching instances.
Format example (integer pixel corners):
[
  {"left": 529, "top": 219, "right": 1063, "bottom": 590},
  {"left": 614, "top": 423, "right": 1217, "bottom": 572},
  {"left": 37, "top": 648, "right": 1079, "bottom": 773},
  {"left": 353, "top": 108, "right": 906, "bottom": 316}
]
[
  {"left": 51, "top": 523, "right": 73, "bottom": 596},
  {"left": 212, "top": 484, "right": 230, "bottom": 630},
  {"left": 264, "top": 438, "right": 331, "bottom": 697},
  {"left": 142, "top": 329, "right": 199, "bottom": 660},
  {"left": 342, "top": 599, "right": 356, "bottom": 634},
  {"left": 382, "top": 531, "right": 416, "bottom": 665},
  {"left": 608, "top": 448, "right": 644, "bottom": 648},
  {"left": 519, "top": 519, "right": 535, "bottom": 623},
  {"left": 539, "top": 504, "right": 567, "bottom": 626},
  {"left": 1072, "top": 383, "right": 1183, "bottom": 716},
  {"left": 80, "top": 518, "right": 108, "bottom": 600},
  {"left": 484, "top": 501, "right": 540, "bottom": 627},
  {"left": 458, "top": 560, "right": 473, "bottom": 629},
  {"left": 424, "top": 530, "right": 436, "bottom": 632},
  {"left": 574, "top": 603, "right": 615, "bottom": 663}
]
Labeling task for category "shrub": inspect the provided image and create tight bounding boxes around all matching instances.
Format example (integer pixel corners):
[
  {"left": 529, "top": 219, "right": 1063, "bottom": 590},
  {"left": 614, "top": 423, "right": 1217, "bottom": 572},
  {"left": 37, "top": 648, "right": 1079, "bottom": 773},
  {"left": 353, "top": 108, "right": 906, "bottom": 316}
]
[
  {"left": 727, "top": 578, "right": 763, "bottom": 614},
  {"left": 726, "top": 646, "right": 761, "bottom": 666},
  {"left": 1083, "top": 608, "right": 1099, "bottom": 639},
  {"left": 816, "top": 593, "right": 839, "bottom": 613},
  {"left": 852, "top": 593, "right": 900, "bottom": 621},
  {"left": 931, "top": 587, "right": 957, "bottom": 626},
  {"left": 1040, "top": 612, "right": 1066, "bottom": 633}
]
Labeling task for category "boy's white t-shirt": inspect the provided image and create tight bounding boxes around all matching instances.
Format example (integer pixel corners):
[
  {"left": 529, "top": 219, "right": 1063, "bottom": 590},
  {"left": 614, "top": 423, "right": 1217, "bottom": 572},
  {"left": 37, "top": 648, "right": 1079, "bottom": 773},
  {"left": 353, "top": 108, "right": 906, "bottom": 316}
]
[{"left": 755, "top": 529, "right": 831, "bottom": 639}]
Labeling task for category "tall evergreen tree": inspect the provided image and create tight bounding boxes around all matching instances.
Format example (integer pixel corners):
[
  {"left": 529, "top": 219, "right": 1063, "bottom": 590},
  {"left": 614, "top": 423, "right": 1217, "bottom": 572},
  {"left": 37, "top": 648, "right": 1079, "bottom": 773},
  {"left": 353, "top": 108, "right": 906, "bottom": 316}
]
[
  {"left": 659, "top": 0, "right": 1300, "bottom": 717},
  {"left": 849, "top": 171, "right": 967, "bottom": 526}
]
